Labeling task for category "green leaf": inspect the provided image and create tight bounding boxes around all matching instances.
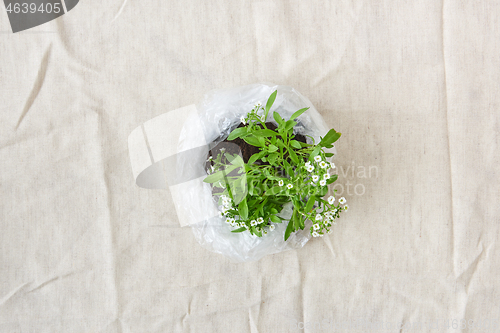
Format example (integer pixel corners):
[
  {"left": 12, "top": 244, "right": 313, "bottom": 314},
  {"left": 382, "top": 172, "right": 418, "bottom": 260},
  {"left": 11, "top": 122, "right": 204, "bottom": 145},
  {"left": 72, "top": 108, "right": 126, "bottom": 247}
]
[
  {"left": 270, "top": 215, "right": 281, "bottom": 223},
  {"left": 309, "top": 146, "right": 321, "bottom": 160},
  {"left": 325, "top": 152, "right": 334, "bottom": 157},
  {"left": 326, "top": 174, "right": 338, "bottom": 184},
  {"left": 253, "top": 129, "right": 278, "bottom": 137},
  {"left": 284, "top": 218, "right": 295, "bottom": 241},
  {"left": 288, "top": 148, "right": 299, "bottom": 164},
  {"left": 290, "top": 140, "right": 302, "bottom": 149},
  {"left": 267, "top": 153, "right": 279, "bottom": 165},
  {"left": 265, "top": 186, "right": 283, "bottom": 196},
  {"left": 238, "top": 198, "right": 248, "bottom": 219},
  {"left": 265, "top": 90, "right": 278, "bottom": 116},
  {"left": 273, "top": 111, "right": 284, "bottom": 126},
  {"left": 228, "top": 154, "right": 244, "bottom": 166},
  {"left": 203, "top": 165, "right": 238, "bottom": 183},
  {"left": 285, "top": 120, "right": 297, "bottom": 132},
  {"left": 305, "top": 195, "right": 316, "bottom": 212},
  {"left": 268, "top": 144, "right": 278, "bottom": 152},
  {"left": 231, "top": 227, "right": 247, "bottom": 233},
  {"left": 319, "top": 129, "right": 341, "bottom": 147},
  {"left": 276, "top": 139, "right": 286, "bottom": 150},
  {"left": 248, "top": 151, "right": 266, "bottom": 164},
  {"left": 289, "top": 107, "right": 309, "bottom": 121},
  {"left": 227, "top": 127, "right": 248, "bottom": 141},
  {"left": 243, "top": 135, "right": 264, "bottom": 147}
]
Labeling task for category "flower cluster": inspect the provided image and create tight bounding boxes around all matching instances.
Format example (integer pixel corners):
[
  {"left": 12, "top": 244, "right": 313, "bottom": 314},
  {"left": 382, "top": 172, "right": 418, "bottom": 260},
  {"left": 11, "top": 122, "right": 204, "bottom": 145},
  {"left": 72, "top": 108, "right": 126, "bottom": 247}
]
[{"left": 308, "top": 195, "right": 348, "bottom": 237}]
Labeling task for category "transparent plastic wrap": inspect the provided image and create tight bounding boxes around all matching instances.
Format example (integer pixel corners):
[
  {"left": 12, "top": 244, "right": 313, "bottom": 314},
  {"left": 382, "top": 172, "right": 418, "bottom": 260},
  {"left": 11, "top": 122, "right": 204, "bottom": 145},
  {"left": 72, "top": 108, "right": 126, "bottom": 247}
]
[
  {"left": 175, "top": 83, "right": 335, "bottom": 262},
  {"left": 128, "top": 83, "right": 335, "bottom": 262}
]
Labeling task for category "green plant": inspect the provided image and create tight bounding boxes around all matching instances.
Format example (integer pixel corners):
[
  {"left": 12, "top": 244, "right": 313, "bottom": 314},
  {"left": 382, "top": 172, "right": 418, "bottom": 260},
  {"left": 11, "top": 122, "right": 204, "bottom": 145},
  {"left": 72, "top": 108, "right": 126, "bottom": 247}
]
[{"left": 203, "top": 91, "right": 348, "bottom": 240}]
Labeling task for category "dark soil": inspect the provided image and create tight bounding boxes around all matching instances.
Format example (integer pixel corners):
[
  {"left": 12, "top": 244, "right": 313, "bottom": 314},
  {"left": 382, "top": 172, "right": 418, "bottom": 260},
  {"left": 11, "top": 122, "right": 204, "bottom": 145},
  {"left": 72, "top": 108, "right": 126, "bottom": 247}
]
[{"left": 205, "top": 122, "right": 306, "bottom": 172}]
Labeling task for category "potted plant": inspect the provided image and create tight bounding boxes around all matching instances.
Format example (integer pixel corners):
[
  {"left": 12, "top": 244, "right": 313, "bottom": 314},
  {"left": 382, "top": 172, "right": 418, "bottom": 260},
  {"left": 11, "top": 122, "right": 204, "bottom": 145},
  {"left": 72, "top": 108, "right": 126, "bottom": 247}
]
[{"left": 204, "top": 90, "right": 348, "bottom": 241}]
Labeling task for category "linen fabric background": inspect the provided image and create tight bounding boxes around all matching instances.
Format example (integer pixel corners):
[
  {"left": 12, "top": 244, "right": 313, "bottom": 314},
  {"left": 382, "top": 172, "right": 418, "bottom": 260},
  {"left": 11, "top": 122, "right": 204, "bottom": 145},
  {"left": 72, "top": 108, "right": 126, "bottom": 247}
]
[{"left": 1, "top": 1, "right": 499, "bottom": 332}]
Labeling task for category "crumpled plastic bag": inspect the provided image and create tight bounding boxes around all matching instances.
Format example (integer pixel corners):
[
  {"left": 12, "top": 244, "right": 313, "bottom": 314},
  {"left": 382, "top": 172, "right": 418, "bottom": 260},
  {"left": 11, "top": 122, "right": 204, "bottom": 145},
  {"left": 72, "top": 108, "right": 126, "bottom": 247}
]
[{"left": 128, "top": 83, "right": 335, "bottom": 262}]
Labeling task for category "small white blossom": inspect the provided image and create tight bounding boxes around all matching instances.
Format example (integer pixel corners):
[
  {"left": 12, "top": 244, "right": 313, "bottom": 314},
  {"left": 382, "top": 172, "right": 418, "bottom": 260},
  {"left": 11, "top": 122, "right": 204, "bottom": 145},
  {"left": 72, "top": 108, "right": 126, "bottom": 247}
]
[
  {"left": 344, "top": 205, "right": 349, "bottom": 211},
  {"left": 315, "top": 214, "right": 322, "bottom": 221},
  {"left": 332, "top": 208, "right": 338, "bottom": 213},
  {"left": 219, "top": 211, "right": 224, "bottom": 217},
  {"left": 319, "top": 180, "right": 327, "bottom": 186},
  {"left": 240, "top": 116, "right": 246, "bottom": 125},
  {"left": 306, "top": 165, "right": 314, "bottom": 172},
  {"left": 269, "top": 225, "right": 275, "bottom": 231},
  {"left": 312, "top": 175, "right": 319, "bottom": 182},
  {"left": 319, "top": 161, "right": 328, "bottom": 169},
  {"left": 330, "top": 162, "right": 336, "bottom": 169},
  {"left": 263, "top": 230, "right": 268, "bottom": 235},
  {"left": 305, "top": 161, "right": 311, "bottom": 168},
  {"left": 250, "top": 220, "right": 257, "bottom": 226},
  {"left": 220, "top": 147, "right": 225, "bottom": 153},
  {"left": 286, "top": 183, "right": 293, "bottom": 189},
  {"left": 312, "top": 231, "right": 319, "bottom": 237},
  {"left": 257, "top": 217, "right": 264, "bottom": 224},
  {"left": 256, "top": 101, "right": 262, "bottom": 107},
  {"left": 313, "top": 223, "right": 320, "bottom": 230},
  {"left": 323, "top": 173, "right": 330, "bottom": 180},
  {"left": 278, "top": 179, "right": 284, "bottom": 186},
  {"left": 328, "top": 196, "right": 335, "bottom": 204},
  {"left": 314, "top": 155, "right": 322, "bottom": 162},
  {"left": 256, "top": 227, "right": 262, "bottom": 232},
  {"left": 339, "top": 197, "right": 347, "bottom": 204}
]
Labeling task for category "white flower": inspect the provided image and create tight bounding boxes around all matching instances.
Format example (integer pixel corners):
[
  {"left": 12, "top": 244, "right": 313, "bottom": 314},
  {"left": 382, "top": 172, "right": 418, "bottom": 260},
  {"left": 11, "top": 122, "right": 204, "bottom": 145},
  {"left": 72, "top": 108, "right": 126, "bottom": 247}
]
[
  {"left": 230, "top": 221, "right": 237, "bottom": 227},
  {"left": 240, "top": 116, "right": 246, "bottom": 125},
  {"left": 261, "top": 115, "right": 265, "bottom": 122},
  {"left": 319, "top": 180, "right": 326, "bottom": 186},
  {"left": 263, "top": 230, "right": 268, "bottom": 235},
  {"left": 315, "top": 214, "right": 322, "bottom": 221},
  {"left": 286, "top": 183, "right": 293, "bottom": 189},
  {"left": 278, "top": 179, "right": 284, "bottom": 186},
  {"left": 339, "top": 197, "right": 347, "bottom": 204},
  {"left": 314, "top": 155, "right": 322, "bottom": 162},
  {"left": 312, "top": 175, "right": 319, "bottom": 182},
  {"left": 257, "top": 217, "right": 264, "bottom": 224},
  {"left": 256, "top": 101, "right": 262, "bottom": 107},
  {"left": 256, "top": 226, "right": 262, "bottom": 232},
  {"left": 312, "top": 231, "right": 319, "bottom": 237},
  {"left": 208, "top": 156, "right": 213, "bottom": 161},
  {"left": 332, "top": 208, "right": 338, "bottom": 213},
  {"left": 305, "top": 161, "right": 311, "bottom": 167},
  {"left": 328, "top": 196, "right": 335, "bottom": 204},
  {"left": 344, "top": 204, "right": 349, "bottom": 211},
  {"left": 220, "top": 147, "right": 225, "bottom": 153},
  {"left": 319, "top": 161, "right": 328, "bottom": 169},
  {"left": 269, "top": 225, "right": 275, "bottom": 231},
  {"left": 250, "top": 220, "right": 257, "bottom": 226},
  {"left": 306, "top": 165, "right": 314, "bottom": 172},
  {"left": 219, "top": 211, "right": 224, "bottom": 217},
  {"left": 323, "top": 173, "right": 330, "bottom": 180},
  {"left": 330, "top": 162, "right": 336, "bottom": 169},
  {"left": 313, "top": 223, "right": 320, "bottom": 230}
]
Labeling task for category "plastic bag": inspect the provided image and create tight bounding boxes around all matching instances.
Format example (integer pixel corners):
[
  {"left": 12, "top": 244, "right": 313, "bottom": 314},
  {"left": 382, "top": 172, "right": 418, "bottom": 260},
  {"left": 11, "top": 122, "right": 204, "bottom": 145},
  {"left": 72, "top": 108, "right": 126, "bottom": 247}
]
[{"left": 128, "top": 83, "right": 335, "bottom": 262}]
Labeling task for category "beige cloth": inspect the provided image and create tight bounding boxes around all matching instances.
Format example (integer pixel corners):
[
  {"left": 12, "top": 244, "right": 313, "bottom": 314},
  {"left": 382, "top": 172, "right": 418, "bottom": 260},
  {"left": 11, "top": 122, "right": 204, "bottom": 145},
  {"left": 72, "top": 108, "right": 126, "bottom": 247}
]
[{"left": 1, "top": 1, "right": 499, "bottom": 332}]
